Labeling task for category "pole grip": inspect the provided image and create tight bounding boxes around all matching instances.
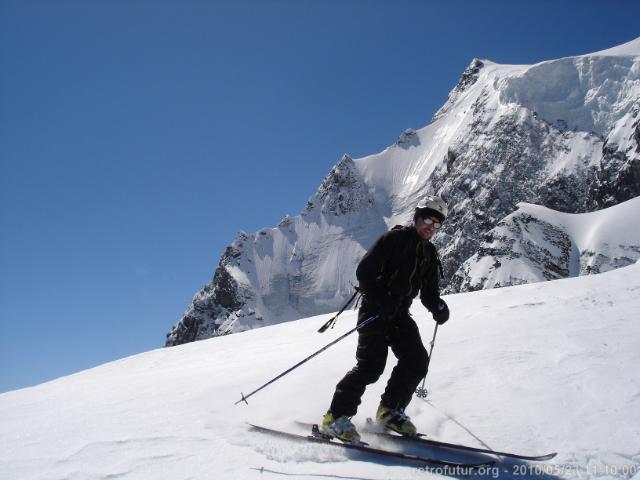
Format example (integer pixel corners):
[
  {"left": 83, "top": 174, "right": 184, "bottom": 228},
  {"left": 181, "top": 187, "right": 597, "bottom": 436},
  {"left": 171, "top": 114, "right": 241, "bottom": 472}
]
[{"left": 317, "top": 289, "right": 359, "bottom": 333}]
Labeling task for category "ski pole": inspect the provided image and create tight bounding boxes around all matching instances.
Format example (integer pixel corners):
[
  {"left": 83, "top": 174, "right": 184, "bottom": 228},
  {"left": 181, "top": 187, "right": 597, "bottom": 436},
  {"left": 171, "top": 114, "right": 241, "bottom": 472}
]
[
  {"left": 416, "top": 323, "right": 439, "bottom": 398},
  {"left": 235, "top": 314, "right": 379, "bottom": 405}
]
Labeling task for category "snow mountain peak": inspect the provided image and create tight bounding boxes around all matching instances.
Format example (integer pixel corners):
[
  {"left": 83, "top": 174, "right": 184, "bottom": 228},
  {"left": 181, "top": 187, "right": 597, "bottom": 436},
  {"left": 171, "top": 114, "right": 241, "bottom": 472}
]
[
  {"left": 166, "top": 37, "right": 640, "bottom": 346},
  {"left": 303, "top": 154, "right": 374, "bottom": 217},
  {"left": 432, "top": 57, "right": 485, "bottom": 123}
]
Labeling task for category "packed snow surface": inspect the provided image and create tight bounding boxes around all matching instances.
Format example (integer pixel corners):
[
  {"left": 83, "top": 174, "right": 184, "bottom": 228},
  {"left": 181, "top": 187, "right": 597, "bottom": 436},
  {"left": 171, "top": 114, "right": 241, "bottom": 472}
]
[{"left": 2, "top": 263, "right": 640, "bottom": 479}]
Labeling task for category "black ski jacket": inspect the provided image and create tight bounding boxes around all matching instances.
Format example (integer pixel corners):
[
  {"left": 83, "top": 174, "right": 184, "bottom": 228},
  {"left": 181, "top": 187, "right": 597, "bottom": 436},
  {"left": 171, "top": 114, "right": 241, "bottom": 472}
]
[{"left": 356, "top": 225, "right": 443, "bottom": 318}]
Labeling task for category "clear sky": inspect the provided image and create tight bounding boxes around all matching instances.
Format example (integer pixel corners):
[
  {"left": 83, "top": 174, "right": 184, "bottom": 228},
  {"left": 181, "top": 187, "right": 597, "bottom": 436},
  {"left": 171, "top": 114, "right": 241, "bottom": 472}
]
[{"left": 1, "top": 0, "right": 638, "bottom": 394}]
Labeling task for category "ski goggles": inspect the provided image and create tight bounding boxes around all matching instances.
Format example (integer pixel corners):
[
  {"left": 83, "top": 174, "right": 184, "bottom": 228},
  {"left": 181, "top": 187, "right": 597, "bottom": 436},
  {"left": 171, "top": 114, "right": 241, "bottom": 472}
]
[{"left": 421, "top": 217, "right": 442, "bottom": 229}]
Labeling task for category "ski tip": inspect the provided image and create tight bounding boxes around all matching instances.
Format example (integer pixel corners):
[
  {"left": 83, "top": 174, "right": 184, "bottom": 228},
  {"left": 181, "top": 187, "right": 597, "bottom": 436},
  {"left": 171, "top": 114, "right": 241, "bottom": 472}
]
[
  {"left": 537, "top": 452, "right": 558, "bottom": 461},
  {"left": 507, "top": 451, "right": 558, "bottom": 461}
]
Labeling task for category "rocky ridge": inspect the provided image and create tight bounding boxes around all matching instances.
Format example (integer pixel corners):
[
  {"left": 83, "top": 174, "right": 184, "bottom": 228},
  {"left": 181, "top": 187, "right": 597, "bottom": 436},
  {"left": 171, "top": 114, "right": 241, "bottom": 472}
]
[{"left": 454, "top": 198, "right": 640, "bottom": 291}]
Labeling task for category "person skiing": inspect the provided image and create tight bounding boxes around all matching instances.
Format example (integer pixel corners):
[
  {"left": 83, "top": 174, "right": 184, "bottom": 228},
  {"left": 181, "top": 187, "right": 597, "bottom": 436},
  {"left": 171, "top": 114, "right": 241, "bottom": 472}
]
[{"left": 320, "top": 195, "right": 450, "bottom": 443}]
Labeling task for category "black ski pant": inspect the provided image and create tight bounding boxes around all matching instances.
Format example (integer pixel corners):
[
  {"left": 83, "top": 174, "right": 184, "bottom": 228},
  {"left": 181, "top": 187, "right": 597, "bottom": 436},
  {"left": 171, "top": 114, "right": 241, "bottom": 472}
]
[{"left": 329, "top": 303, "right": 429, "bottom": 418}]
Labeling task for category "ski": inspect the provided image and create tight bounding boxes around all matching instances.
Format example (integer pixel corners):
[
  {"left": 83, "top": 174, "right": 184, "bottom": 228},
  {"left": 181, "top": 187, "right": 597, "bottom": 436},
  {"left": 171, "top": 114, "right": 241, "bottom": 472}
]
[
  {"left": 362, "top": 419, "right": 557, "bottom": 462},
  {"left": 296, "top": 420, "right": 556, "bottom": 462},
  {"left": 248, "top": 423, "right": 495, "bottom": 470}
]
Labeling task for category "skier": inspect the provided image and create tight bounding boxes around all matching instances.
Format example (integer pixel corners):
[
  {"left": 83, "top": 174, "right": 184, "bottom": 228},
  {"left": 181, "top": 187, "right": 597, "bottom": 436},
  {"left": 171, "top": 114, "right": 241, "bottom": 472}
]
[{"left": 320, "top": 195, "right": 450, "bottom": 443}]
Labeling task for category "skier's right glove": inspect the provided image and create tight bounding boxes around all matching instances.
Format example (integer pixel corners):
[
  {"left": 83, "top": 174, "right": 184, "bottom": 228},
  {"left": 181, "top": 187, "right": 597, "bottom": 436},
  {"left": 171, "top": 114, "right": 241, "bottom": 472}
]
[{"left": 432, "top": 299, "right": 449, "bottom": 325}]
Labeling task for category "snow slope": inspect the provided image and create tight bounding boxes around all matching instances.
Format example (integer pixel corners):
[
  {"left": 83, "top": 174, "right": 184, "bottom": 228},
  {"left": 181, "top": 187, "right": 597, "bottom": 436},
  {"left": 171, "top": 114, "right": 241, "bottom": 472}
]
[{"left": 3, "top": 264, "right": 640, "bottom": 479}]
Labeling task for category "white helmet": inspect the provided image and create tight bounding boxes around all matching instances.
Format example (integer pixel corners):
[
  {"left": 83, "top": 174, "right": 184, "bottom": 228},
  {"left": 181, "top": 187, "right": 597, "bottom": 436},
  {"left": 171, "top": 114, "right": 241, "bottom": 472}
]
[{"left": 415, "top": 195, "right": 448, "bottom": 222}]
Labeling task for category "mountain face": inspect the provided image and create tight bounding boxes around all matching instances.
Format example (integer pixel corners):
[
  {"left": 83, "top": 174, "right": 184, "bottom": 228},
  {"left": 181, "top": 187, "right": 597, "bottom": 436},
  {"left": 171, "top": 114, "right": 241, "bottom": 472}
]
[
  {"left": 166, "top": 155, "right": 385, "bottom": 345},
  {"left": 166, "top": 38, "right": 640, "bottom": 346},
  {"left": 455, "top": 198, "right": 640, "bottom": 291}
]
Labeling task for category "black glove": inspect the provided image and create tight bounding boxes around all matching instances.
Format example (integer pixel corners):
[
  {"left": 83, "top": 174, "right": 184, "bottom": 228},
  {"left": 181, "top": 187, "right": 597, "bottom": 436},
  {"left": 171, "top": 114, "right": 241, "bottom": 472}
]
[{"left": 432, "top": 299, "right": 449, "bottom": 325}]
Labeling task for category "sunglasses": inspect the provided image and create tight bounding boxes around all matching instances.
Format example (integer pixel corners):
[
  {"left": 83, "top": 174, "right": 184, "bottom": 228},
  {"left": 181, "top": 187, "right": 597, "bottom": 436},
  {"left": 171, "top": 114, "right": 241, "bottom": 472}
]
[{"left": 421, "top": 217, "right": 442, "bottom": 229}]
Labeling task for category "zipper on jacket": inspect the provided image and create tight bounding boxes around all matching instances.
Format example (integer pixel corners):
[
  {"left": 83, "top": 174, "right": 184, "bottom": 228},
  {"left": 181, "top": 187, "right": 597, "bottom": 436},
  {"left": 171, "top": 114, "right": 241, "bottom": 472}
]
[{"left": 406, "top": 242, "right": 422, "bottom": 297}]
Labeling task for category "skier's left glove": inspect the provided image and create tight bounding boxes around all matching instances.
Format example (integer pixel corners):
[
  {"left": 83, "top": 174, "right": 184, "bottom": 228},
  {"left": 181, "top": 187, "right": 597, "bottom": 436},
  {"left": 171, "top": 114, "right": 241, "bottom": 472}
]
[{"left": 432, "top": 299, "right": 449, "bottom": 325}]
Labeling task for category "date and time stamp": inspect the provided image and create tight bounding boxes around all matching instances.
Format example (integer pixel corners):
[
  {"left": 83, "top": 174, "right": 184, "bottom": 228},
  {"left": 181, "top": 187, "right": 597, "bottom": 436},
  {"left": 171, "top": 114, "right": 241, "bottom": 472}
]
[{"left": 421, "top": 462, "right": 639, "bottom": 478}]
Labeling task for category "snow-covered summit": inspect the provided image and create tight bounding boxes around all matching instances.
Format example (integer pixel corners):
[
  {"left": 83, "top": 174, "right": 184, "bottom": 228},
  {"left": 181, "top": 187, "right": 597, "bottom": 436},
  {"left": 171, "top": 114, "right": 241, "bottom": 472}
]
[
  {"left": 585, "top": 36, "right": 640, "bottom": 57},
  {"left": 167, "top": 37, "right": 640, "bottom": 345},
  {"left": 498, "top": 53, "right": 640, "bottom": 136}
]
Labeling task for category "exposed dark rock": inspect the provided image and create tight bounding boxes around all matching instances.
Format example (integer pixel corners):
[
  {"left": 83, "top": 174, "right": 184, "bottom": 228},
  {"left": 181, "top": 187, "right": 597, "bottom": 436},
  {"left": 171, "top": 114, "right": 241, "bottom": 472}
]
[
  {"left": 304, "top": 154, "right": 373, "bottom": 216},
  {"left": 396, "top": 129, "right": 420, "bottom": 148},
  {"left": 431, "top": 106, "right": 597, "bottom": 292},
  {"left": 165, "top": 244, "right": 247, "bottom": 346},
  {"left": 432, "top": 59, "right": 484, "bottom": 123},
  {"left": 589, "top": 110, "right": 640, "bottom": 209},
  {"left": 445, "top": 148, "right": 457, "bottom": 173},
  {"left": 454, "top": 211, "right": 572, "bottom": 291}
]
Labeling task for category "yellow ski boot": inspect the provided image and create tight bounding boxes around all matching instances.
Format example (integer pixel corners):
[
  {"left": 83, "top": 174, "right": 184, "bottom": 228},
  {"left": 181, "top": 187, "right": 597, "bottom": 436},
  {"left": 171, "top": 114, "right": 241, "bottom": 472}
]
[
  {"left": 320, "top": 411, "right": 361, "bottom": 443},
  {"left": 375, "top": 404, "right": 417, "bottom": 436}
]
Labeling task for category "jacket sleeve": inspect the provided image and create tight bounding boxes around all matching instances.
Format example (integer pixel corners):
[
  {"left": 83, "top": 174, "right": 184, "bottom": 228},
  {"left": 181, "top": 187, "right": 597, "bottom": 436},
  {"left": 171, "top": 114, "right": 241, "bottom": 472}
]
[
  {"left": 356, "top": 230, "right": 396, "bottom": 299},
  {"left": 420, "top": 243, "right": 442, "bottom": 313}
]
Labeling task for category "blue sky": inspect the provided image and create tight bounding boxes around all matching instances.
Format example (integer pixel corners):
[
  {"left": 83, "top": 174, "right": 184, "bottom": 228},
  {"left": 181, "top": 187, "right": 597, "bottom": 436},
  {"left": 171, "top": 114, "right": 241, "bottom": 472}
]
[{"left": 1, "top": 0, "right": 638, "bottom": 393}]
